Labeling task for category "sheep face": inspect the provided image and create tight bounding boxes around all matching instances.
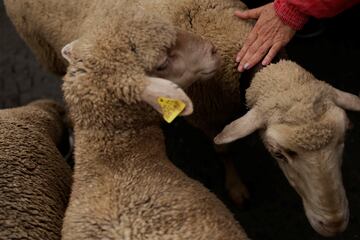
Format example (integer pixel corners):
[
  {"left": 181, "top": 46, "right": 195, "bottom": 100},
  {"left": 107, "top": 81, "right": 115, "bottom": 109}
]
[
  {"left": 263, "top": 106, "right": 350, "bottom": 237},
  {"left": 214, "top": 84, "right": 360, "bottom": 236},
  {"left": 148, "top": 31, "right": 221, "bottom": 89},
  {"left": 62, "top": 20, "right": 224, "bottom": 127}
]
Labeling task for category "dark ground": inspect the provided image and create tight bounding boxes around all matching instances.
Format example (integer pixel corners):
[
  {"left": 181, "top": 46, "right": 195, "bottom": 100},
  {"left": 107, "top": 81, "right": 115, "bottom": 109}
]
[{"left": 0, "top": 0, "right": 359, "bottom": 239}]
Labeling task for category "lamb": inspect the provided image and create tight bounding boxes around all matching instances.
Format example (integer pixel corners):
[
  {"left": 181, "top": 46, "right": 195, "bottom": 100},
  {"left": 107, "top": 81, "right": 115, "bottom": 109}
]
[
  {"left": 60, "top": 13, "right": 248, "bottom": 239},
  {"left": 214, "top": 60, "right": 360, "bottom": 237},
  {"left": 0, "top": 100, "right": 72, "bottom": 240}
]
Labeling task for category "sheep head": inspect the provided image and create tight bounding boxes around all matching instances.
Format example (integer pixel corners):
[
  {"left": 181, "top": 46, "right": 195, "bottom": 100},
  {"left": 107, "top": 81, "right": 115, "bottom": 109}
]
[
  {"left": 61, "top": 16, "right": 220, "bottom": 129},
  {"left": 147, "top": 30, "right": 221, "bottom": 88},
  {"left": 214, "top": 62, "right": 360, "bottom": 236}
]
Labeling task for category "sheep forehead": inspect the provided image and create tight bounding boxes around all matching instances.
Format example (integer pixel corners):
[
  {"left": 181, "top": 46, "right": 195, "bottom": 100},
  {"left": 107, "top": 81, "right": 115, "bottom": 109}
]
[
  {"left": 279, "top": 102, "right": 337, "bottom": 151},
  {"left": 289, "top": 122, "right": 335, "bottom": 151},
  {"left": 248, "top": 60, "right": 331, "bottom": 111},
  {"left": 282, "top": 96, "right": 331, "bottom": 123},
  {"left": 85, "top": 17, "right": 177, "bottom": 71}
]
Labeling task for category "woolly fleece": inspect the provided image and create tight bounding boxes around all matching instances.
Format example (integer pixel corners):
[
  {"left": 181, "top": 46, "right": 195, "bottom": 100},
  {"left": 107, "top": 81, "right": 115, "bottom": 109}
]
[
  {"left": 0, "top": 100, "right": 72, "bottom": 240},
  {"left": 247, "top": 60, "right": 336, "bottom": 150}
]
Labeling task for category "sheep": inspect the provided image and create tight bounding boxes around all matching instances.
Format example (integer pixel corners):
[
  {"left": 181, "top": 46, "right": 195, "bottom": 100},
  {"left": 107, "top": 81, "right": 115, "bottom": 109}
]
[
  {"left": 4, "top": 0, "right": 250, "bottom": 207},
  {"left": 122, "top": 1, "right": 360, "bottom": 236},
  {"left": 0, "top": 99, "right": 72, "bottom": 240},
  {"left": 5, "top": 0, "right": 360, "bottom": 235},
  {"left": 60, "top": 13, "right": 249, "bottom": 240},
  {"left": 130, "top": 1, "right": 360, "bottom": 236},
  {"left": 214, "top": 60, "right": 360, "bottom": 237}
]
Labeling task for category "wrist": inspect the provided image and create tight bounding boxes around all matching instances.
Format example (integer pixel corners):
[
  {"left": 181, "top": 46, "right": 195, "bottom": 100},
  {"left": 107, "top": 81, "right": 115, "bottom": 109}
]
[{"left": 274, "top": 0, "right": 309, "bottom": 30}]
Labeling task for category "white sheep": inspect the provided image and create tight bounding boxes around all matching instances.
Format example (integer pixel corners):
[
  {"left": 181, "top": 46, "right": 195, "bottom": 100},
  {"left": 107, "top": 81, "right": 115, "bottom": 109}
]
[
  {"left": 60, "top": 13, "right": 249, "bottom": 239},
  {"left": 0, "top": 100, "right": 72, "bottom": 240},
  {"left": 126, "top": 1, "right": 360, "bottom": 236},
  {"left": 214, "top": 60, "right": 360, "bottom": 236}
]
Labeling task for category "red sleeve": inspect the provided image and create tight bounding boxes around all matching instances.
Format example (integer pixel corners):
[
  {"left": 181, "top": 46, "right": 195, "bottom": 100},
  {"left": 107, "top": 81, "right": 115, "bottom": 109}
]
[
  {"left": 274, "top": 0, "right": 309, "bottom": 30},
  {"left": 274, "top": 0, "right": 360, "bottom": 30},
  {"left": 287, "top": 0, "right": 360, "bottom": 18}
]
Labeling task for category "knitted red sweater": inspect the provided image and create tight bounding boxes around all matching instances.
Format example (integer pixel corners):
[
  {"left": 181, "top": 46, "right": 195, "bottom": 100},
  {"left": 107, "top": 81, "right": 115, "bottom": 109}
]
[{"left": 274, "top": 0, "right": 360, "bottom": 30}]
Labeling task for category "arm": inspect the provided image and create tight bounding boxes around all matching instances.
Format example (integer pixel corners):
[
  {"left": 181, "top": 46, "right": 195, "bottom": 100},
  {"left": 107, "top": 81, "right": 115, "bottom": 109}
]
[
  {"left": 235, "top": 0, "right": 359, "bottom": 72},
  {"left": 286, "top": 0, "right": 360, "bottom": 18},
  {"left": 274, "top": 0, "right": 360, "bottom": 29}
]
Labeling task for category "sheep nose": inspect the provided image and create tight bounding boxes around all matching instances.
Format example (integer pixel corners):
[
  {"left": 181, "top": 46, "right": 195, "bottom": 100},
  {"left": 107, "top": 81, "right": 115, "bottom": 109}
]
[
  {"left": 319, "top": 219, "right": 343, "bottom": 229},
  {"left": 317, "top": 213, "right": 348, "bottom": 232}
]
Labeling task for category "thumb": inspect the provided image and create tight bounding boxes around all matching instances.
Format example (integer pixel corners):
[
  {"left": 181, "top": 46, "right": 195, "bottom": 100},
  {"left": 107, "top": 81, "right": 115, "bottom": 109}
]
[{"left": 234, "top": 7, "right": 263, "bottom": 19}]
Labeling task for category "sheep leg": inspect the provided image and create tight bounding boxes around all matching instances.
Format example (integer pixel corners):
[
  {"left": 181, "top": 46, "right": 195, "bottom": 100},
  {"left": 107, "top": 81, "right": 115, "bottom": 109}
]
[{"left": 216, "top": 147, "right": 249, "bottom": 207}]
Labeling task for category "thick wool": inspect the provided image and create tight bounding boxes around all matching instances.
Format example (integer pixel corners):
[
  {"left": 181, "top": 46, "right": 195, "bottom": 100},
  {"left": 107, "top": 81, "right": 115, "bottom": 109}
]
[
  {"left": 0, "top": 100, "right": 72, "bottom": 240},
  {"left": 4, "top": 0, "right": 93, "bottom": 74},
  {"left": 62, "top": 126, "right": 248, "bottom": 239},
  {"left": 4, "top": 0, "right": 253, "bottom": 135},
  {"left": 56, "top": 6, "right": 249, "bottom": 236},
  {"left": 135, "top": 0, "right": 254, "bottom": 134},
  {"left": 248, "top": 60, "right": 336, "bottom": 150},
  {"left": 5, "top": 0, "right": 181, "bottom": 106}
]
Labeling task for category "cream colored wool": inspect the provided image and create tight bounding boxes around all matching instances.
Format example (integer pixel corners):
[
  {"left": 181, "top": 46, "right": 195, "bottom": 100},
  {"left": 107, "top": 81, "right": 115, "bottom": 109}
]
[
  {"left": 60, "top": 13, "right": 248, "bottom": 239},
  {"left": 5, "top": 0, "right": 359, "bottom": 236},
  {"left": 0, "top": 100, "right": 72, "bottom": 240},
  {"left": 4, "top": 0, "right": 256, "bottom": 208},
  {"left": 5, "top": 2, "right": 249, "bottom": 238},
  {"left": 4, "top": 0, "right": 252, "bottom": 134},
  {"left": 247, "top": 60, "right": 336, "bottom": 150}
]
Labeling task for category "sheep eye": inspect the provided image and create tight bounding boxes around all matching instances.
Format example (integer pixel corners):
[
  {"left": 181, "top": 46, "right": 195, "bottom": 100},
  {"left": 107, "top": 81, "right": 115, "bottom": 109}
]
[
  {"left": 156, "top": 58, "right": 169, "bottom": 71},
  {"left": 273, "top": 151, "right": 288, "bottom": 163},
  {"left": 284, "top": 149, "right": 297, "bottom": 158}
]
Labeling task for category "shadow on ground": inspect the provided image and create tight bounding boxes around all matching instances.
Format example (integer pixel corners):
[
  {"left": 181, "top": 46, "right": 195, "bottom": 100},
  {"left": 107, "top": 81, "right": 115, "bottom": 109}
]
[{"left": 0, "top": 0, "right": 359, "bottom": 239}]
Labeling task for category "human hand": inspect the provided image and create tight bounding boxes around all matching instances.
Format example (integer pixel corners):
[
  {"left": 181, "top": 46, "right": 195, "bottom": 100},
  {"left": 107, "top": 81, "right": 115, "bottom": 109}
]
[{"left": 235, "top": 3, "right": 296, "bottom": 72}]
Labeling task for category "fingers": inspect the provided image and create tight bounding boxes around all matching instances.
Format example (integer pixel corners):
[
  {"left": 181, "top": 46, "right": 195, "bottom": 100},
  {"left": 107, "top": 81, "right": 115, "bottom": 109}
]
[
  {"left": 234, "top": 2, "right": 296, "bottom": 72},
  {"left": 236, "top": 28, "right": 258, "bottom": 63},
  {"left": 262, "top": 43, "right": 282, "bottom": 65},
  {"left": 234, "top": 7, "right": 263, "bottom": 20},
  {"left": 237, "top": 42, "right": 281, "bottom": 72},
  {"left": 240, "top": 41, "right": 272, "bottom": 71},
  {"left": 237, "top": 29, "right": 270, "bottom": 71}
]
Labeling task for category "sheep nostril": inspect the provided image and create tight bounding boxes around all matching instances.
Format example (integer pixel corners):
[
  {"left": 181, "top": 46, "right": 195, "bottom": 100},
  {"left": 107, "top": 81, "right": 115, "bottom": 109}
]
[
  {"left": 211, "top": 46, "right": 217, "bottom": 55},
  {"left": 318, "top": 219, "right": 345, "bottom": 229}
]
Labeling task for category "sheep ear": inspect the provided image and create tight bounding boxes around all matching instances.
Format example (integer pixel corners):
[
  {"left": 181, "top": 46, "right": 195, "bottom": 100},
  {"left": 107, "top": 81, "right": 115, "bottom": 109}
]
[
  {"left": 333, "top": 88, "right": 360, "bottom": 111},
  {"left": 214, "top": 108, "right": 264, "bottom": 144},
  {"left": 61, "top": 41, "right": 77, "bottom": 64},
  {"left": 141, "top": 77, "right": 193, "bottom": 116}
]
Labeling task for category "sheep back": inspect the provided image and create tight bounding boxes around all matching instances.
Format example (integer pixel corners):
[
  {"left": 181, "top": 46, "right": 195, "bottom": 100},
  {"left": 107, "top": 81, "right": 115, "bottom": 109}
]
[{"left": 0, "top": 100, "right": 72, "bottom": 240}]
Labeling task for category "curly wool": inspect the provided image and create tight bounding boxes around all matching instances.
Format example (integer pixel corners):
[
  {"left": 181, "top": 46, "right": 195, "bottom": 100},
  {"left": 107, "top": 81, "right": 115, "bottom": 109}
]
[
  {"left": 6, "top": 1, "right": 251, "bottom": 238},
  {"left": 5, "top": 0, "right": 178, "bottom": 107},
  {"left": 0, "top": 100, "right": 72, "bottom": 240},
  {"left": 60, "top": 19, "right": 248, "bottom": 238},
  {"left": 4, "top": 0, "right": 254, "bottom": 135},
  {"left": 247, "top": 60, "right": 336, "bottom": 150}
]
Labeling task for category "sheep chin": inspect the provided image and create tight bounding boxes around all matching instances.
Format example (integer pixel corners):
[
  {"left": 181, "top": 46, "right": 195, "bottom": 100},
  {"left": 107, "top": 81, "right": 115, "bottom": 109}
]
[{"left": 303, "top": 200, "right": 349, "bottom": 237}]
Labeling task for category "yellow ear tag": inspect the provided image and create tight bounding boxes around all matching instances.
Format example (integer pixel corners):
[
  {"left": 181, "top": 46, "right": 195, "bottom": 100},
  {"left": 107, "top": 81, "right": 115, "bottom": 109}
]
[{"left": 157, "top": 97, "right": 186, "bottom": 123}]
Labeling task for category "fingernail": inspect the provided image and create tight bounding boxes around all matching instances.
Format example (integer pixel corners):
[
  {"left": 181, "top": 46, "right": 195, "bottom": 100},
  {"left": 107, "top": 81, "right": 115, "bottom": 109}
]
[
  {"left": 238, "top": 65, "right": 243, "bottom": 72},
  {"left": 244, "top": 63, "right": 249, "bottom": 69},
  {"left": 236, "top": 56, "right": 240, "bottom": 62},
  {"left": 262, "top": 60, "right": 268, "bottom": 66}
]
